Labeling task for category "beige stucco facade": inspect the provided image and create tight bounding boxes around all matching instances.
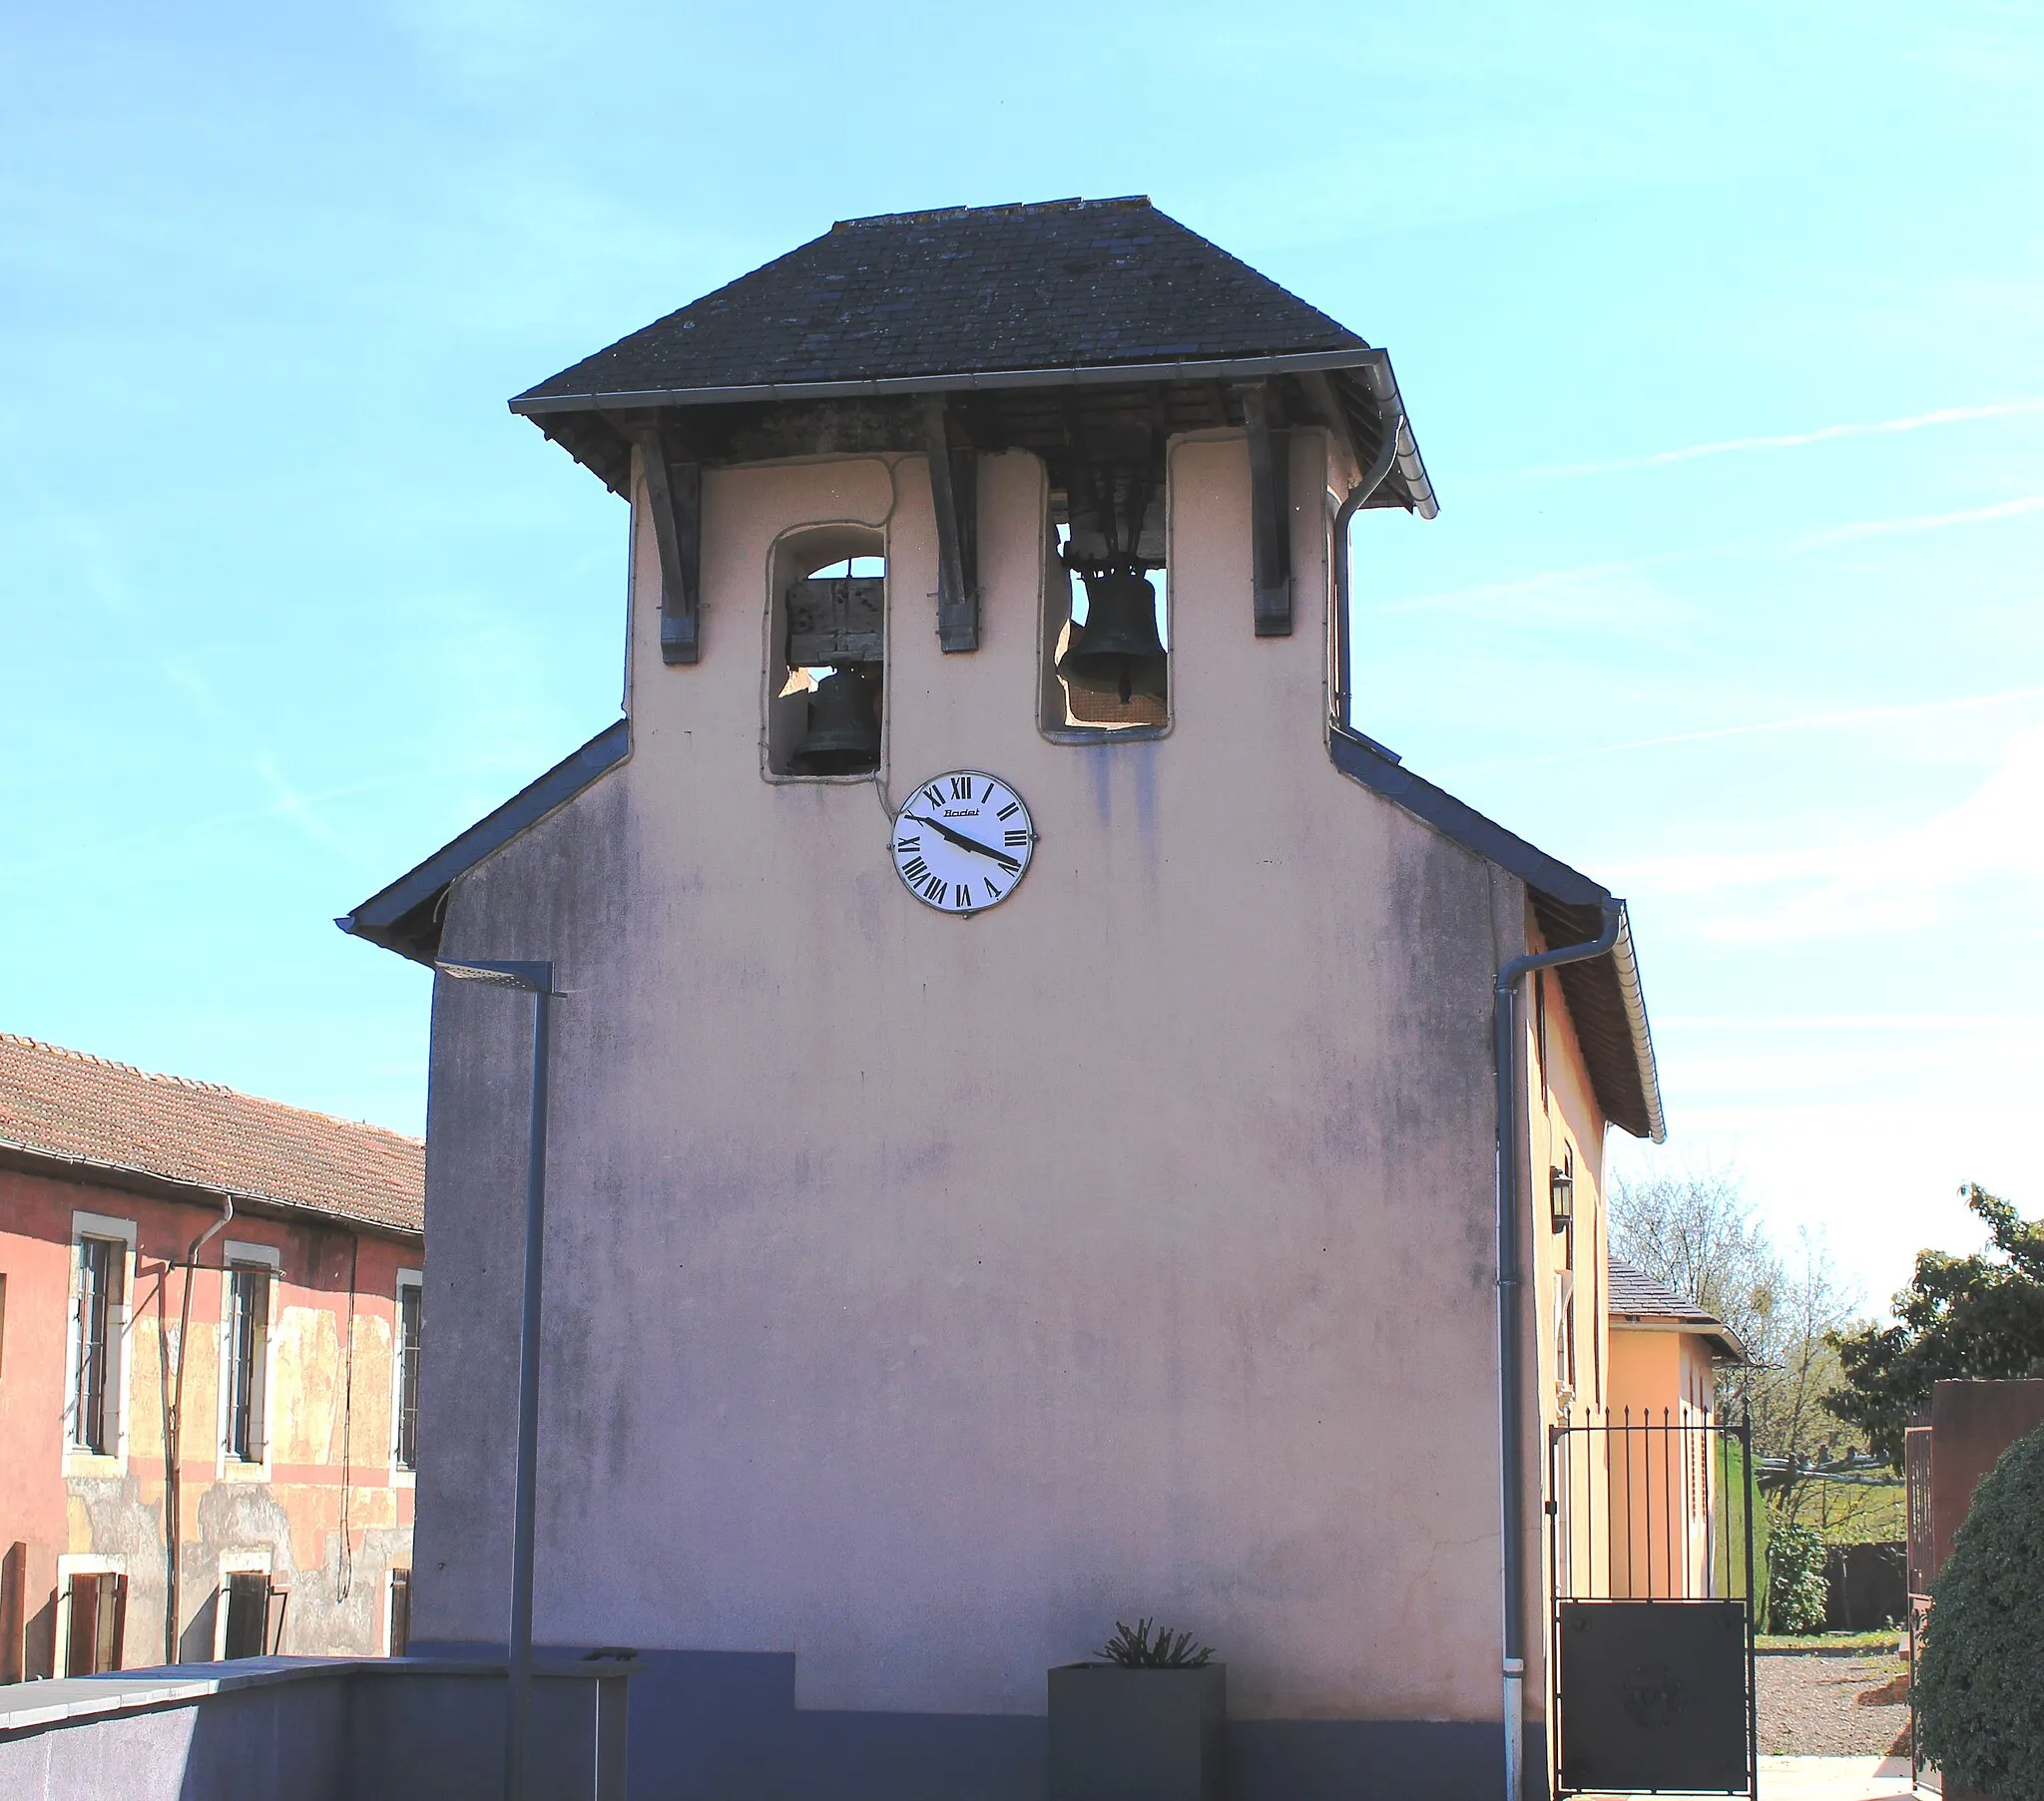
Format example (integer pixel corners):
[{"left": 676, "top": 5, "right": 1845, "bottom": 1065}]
[{"left": 410, "top": 417, "right": 1628, "bottom": 1769}]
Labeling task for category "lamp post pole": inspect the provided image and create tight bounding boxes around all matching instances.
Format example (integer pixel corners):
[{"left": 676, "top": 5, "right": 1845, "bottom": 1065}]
[{"left": 434, "top": 958, "right": 560, "bottom": 1801}]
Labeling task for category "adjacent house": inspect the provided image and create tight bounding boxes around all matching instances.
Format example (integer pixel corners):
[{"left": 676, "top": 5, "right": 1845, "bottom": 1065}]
[
  {"left": 1597, "top": 1257, "right": 1748, "bottom": 1602},
  {"left": 0, "top": 1034, "right": 424, "bottom": 1679},
  {"left": 340, "top": 196, "right": 1668, "bottom": 1800}
]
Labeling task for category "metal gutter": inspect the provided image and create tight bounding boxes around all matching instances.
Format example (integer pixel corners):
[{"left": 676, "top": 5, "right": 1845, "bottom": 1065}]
[
  {"left": 1607, "top": 905, "right": 1667, "bottom": 1142},
  {"left": 1329, "top": 411, "right": 1407, "bottom": 723},
  {"left": 1493, "top": 900, "right": 1624, "bottom": 1801},
  {"left": 509, "top": 347, "right": 1393, "bottom": 415}
]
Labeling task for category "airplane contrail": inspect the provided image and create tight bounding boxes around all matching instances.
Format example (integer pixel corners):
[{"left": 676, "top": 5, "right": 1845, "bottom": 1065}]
[
  {"left": 1433, "top": 687, "right": 2044, "bottom": 775},
  {"left": 1794, "top": 493, "right": 2044, "bottom": 548},
  {"left": 1528, "top": 397, "right": 2044, "bottom": 479}
]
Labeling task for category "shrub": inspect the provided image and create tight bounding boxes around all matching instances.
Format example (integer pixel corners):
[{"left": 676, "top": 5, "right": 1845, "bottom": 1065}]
[
  {"left": 1767, "top": 1520, "right": 1828, "bottom": 1635},
  {"left": 1918, "top": 1422, "right": 2044, "bottom": 1801},
  {"left": 1096, "top": 1619, "right": 1215, "bottom": 1667}
]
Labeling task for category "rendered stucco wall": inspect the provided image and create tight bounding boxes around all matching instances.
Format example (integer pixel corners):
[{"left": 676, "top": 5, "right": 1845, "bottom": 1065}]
[{"left": 415, "top": 431, "right": 1536, "bottom": 1735}]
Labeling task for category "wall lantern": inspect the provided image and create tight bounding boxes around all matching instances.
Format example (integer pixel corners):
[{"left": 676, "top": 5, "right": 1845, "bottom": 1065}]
[{"left": 1549, "top": 1164, "right": 1575, "bottom": 1231}]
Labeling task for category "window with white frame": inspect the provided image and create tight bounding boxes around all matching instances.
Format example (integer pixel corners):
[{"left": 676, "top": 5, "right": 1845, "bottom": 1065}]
[
  {"left": 393, "top": 1271, "right": 422, "bottom": 1472},
  {"left": 67, "top": 1218, "right": 133, "bottom": 1458},
  {"left": 56, "top": 1556, "right": 127, "bottom": 1675},
  {"left": 213, "top": 1550, "right": 274, "bottom": 1659},
  {"left": 221, "top": 1250, "right": 276, "bottom": 1465}
]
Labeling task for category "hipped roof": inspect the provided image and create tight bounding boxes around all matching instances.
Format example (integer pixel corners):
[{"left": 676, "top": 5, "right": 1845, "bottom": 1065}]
[
  {"left": 511, "top": 195, "right": 1434, "bottom": 516},
  {"left": 1608, "top": 1255, "right": 1747, "bottom": 1362}
]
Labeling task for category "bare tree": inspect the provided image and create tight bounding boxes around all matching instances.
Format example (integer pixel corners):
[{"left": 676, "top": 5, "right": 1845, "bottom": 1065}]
[{"left": 1611, "top": 1169, "right": 1857, "bottom": 1513}]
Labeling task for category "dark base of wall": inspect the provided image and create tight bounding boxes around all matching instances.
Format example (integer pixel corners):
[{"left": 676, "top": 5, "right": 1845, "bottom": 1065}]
[{"left": 412, "top": 1642, "right": 1540, "bottom": 1801}]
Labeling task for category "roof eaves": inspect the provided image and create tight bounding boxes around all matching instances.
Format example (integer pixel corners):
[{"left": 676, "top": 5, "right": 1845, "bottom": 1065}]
[
  {"left": 1328, "top": 723, "right": 1610, "bottom": 906},
  {"left": 0, "top": 1139, "right": 423, "bottom": 1242},
  {"left": 338, "top": 719, "right": 630, "bottom": 965},
  {"left": 509, "top": 347, "right": 1395, "bottom": 417},
  {"left": 1609, "top": 1309, "right": 1751, "bottom": 1366},
  {"left": 1327, "top": 723, "right": 1665, "bottom": 1140}
]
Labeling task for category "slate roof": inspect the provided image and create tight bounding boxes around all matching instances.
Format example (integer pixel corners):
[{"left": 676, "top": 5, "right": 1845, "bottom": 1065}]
[
  {"left": 516, "top": 197, "right": 1374, "bottom": 408},
  {"left": 0, "top": 1034, "right": 423, "bottom": 1237},
  {"left": 1608, "top": 1255, "right": 1746, "bottom": 1360}
]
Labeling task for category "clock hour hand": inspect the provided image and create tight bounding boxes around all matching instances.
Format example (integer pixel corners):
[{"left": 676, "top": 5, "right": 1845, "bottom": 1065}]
[{"left": 900, "top": 811, "right": 1023, "bottom": 874}]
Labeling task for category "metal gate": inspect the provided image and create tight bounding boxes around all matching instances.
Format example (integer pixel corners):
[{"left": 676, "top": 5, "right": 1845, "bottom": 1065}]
[{"left": 1549, "top": 1413, "right": 1759, "bottom": 1798}]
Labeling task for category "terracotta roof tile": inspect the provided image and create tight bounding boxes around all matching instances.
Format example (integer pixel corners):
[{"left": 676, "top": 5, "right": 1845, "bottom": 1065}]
[{"left": 0, "top": 1034, "right": 422, "bottom": 1236}]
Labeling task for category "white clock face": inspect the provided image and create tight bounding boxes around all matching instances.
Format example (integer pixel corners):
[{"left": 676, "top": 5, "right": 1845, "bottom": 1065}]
[{"left": 891, "top": 770, "right": 1035, "bottom": 915}]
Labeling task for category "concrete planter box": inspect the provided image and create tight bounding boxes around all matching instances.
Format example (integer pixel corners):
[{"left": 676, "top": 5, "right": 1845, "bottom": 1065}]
[{"left": 1047, "top": 1661, "right": 1225, "bottom": 1801}]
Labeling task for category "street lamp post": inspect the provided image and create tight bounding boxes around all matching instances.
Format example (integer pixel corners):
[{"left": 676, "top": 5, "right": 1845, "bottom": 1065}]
[{"left": 434, "top": 957, "right": 562, "bottom": 1801}]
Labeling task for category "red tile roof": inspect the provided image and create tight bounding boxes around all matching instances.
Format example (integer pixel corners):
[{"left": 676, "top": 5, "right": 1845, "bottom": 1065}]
[{"left": 0, "top": 1034, "right": 422, "bottom": 1236}]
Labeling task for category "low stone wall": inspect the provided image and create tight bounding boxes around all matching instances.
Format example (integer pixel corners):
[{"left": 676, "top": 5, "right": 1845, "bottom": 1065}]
[{"left": 0, "top": 1654, "right": 633, "bottom": 1801}]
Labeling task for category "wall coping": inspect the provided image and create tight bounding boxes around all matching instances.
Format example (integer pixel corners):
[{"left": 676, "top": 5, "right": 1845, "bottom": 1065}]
[{"left": 0, "top": 1653, "right": 641, "bottom": 1737}]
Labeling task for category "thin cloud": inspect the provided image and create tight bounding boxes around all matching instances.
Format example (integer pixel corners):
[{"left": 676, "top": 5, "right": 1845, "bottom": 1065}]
[
  {"left": 1437, "top": 685, "right": 2044, "bottom": 776},
  {"left": 1612, "top": 720, "right": 2044, "bottom": 944},
  {"left": 1793, "top": 493, "right": 2044, "bottom": 548},
  {"left": 1530, "top": 397, "right": 2044, "bottom": 479},
  {"left": 1376, "top": 550, "right": 1694, "bottom": 617}
]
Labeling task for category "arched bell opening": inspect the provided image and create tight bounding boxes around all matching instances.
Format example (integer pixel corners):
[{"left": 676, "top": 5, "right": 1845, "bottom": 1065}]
[
  {"left": 766, "top": 525, "right": 886, "bottom": 780},
  {"left": 1039, "top": 425, "right": 1170, "bottom": 740}
]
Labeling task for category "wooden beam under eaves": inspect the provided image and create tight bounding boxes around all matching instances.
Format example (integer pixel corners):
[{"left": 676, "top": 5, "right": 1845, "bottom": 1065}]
[
  {"left": 1237, "top": 382, "right": 1292, "bottom": 637},
  {"left": 922, "top": 399, "right": 979, "bottom": 653},
  {"left": 636, "top": 429, "right": 702, "bottom": 665}
]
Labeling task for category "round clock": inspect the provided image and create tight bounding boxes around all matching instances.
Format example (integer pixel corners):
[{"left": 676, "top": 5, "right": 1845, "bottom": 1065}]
[{"left": 890, "top": 770, "right": 1036, "bottom": 915}]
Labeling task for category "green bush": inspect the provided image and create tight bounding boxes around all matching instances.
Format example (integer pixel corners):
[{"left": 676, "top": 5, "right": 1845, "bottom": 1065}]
[
  {"left": 1918, "top": 1422, "right": 2044, "bottom": 1801},
  {"left": 1767, "top": 1520, "right": 1828, "bottom": 1634}
]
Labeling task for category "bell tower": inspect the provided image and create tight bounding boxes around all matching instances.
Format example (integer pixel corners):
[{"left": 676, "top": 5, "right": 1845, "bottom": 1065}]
[{"left": 340, "top": 195, "right": 1665, "bottom": 1800}]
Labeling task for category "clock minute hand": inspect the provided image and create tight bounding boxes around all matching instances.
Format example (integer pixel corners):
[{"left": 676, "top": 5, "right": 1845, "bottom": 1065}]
[{"left": 902, "top": 811, "right": 1022, "bottom": 874}]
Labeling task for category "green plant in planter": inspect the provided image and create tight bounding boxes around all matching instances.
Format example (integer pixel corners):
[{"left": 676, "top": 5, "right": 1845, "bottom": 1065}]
[
  {"left": 1917, "top": 1422, "right": 2044, "bottom": 1801},
  {"left": 1049, "top": 1620, "right": 1226, "bottom": 1801},
  {"left": 1097, "top": 1619, "right": 1216, "bottom": 1668}
]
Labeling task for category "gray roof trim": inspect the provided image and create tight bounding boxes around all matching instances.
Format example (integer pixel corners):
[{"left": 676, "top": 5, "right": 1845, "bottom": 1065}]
[
  {"left": 1328, "top": 722, "right": 1666, "bottom": 1141},
  {"left": 1608, "top": 1255, "right": 1748, "bottom": 1362},
  {"left": 1328, "top": 723, "right": 1610, "bottom": 906},
  {"left": 508, "top": 347, "right": 1391, "bottom": 416},
  {"left": 337, "top": 719, "right": 629, "bottom": 966},
  {"left": 1608, "top": 908, "right": 1667, "bottom": 1141}
]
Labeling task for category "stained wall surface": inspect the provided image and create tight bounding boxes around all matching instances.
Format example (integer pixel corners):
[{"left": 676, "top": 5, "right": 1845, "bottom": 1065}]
[
  {"left": 415, "top": 430, "right": 1551, "bottom": 1733},
  {"left": 0, "top": 1166, "right": 417, "bottom": 1677}
]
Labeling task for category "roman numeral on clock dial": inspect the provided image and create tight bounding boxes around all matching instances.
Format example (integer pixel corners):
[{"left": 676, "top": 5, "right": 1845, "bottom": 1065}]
[{"left": 890, "top": 769, "right": 1035, "bottom": 917}]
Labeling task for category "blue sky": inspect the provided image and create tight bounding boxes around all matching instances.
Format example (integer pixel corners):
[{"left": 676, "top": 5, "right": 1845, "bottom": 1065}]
[{"left": 4, "top": 1, "right": 2039, "bottom": 1314}]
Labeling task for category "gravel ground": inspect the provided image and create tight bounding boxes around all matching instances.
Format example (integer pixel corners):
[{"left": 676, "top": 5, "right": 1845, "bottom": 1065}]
[{"left": 1758, "top": 1651, "right": 1911, "bottom": 1757}]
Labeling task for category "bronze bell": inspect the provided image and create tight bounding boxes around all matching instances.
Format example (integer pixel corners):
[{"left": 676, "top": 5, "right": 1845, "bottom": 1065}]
[
  {"left": 1056, "top": 571, "right": 1168, "bottom": 702},
  {"left": 790, "top": 669, "right": 880, "bottom": 774}
]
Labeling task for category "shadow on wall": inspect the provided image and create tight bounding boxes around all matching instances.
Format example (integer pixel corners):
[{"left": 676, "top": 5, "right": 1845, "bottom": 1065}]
[
  {"left": 415, "top": 1642, "right": 1513, "bottom": 1801},
  {"left": 0, "top": 1658, "right": 627, "bottom": 1801}
]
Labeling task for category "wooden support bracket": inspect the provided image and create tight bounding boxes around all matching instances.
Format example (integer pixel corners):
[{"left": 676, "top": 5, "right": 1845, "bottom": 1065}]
[
  {"left": 1238, "top": 382, "right": 1293, "bottom": 638},
  {"left": 923, "top": 399, "right": 979, "bottom": 653},
  {"left": 636, "top": 429, "right": 702, "bottom": 665}
]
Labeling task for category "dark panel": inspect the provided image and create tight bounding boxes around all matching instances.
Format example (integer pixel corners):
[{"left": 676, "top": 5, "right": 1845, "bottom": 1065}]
[
  {"left": 924, "top": 399, "right": 980, "bottom": 653},
  {"left": 1238, "top": 382, "right": 1292, "bottom": 637},
  {"left": 1557, "top": 1601, "right": 1749, "bottom": 1794}
]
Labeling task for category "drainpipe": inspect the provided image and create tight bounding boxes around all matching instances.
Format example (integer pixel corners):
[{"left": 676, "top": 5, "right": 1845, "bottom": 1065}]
[
  {"left": 1328, "top": 408, "right": 1404, "bottom": 729},
  {"left": 166, "top": 1196, "right": 234, "bottom": 1664},
  {"left": 1494, "top": 900, "right": 1623, "bottom": 1801}
]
